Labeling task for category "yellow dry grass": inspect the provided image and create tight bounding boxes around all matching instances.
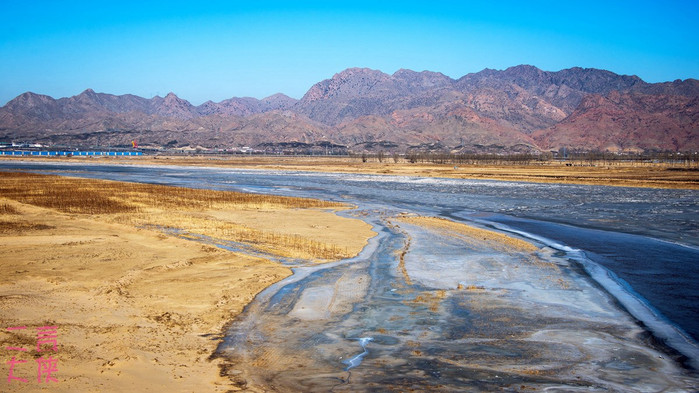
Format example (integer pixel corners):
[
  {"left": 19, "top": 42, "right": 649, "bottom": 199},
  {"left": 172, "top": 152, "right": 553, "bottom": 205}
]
[{"left": 0, "top": 171, "right": 339, "bottom": 212}]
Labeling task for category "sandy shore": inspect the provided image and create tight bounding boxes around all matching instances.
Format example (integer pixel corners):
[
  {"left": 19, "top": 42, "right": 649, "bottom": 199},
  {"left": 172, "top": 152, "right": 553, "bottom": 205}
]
[
  {"left": 3, "top": 155, "right": 696, "bottom": 189},
  {"left": 0, "top": 172, "right": 374, "bottom": 392}
]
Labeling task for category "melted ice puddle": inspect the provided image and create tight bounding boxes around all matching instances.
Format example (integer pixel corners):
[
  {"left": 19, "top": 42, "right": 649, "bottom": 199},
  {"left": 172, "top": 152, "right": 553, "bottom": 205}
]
[{"left": 343, "top": 337, "right": 373, "bottom": 370}]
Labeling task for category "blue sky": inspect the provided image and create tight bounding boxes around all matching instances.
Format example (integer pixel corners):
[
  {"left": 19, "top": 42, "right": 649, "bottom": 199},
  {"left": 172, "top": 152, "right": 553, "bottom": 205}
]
[{"left": 1, "top": 1, "right": 697, "bottom": 105}]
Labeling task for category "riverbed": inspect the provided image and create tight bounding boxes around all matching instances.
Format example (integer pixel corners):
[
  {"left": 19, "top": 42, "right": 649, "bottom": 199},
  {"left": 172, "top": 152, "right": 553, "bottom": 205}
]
[{"left": 1, "top": 161, "right": 697, "bottom": 391}]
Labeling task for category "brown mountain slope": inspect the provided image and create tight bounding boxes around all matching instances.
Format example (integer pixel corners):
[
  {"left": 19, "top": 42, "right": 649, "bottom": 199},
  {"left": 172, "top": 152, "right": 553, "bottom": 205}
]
[
  {"left": 197, "top": 94, "right": 298, "bottom": 117},
  {"left": 14, "top": 111, "right": 328, "bottom": 150},
  {"left": 330, "top": 103, "right": 537, "bottom": 152},
  {"left": 533, "top": 92, "right": 699, "bottom": 152}
]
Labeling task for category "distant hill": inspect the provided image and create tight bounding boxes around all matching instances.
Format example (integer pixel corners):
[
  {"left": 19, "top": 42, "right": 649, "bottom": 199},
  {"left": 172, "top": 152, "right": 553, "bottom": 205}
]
[{"left": 1, "top": 65, "right": 697, "bottom": 153}]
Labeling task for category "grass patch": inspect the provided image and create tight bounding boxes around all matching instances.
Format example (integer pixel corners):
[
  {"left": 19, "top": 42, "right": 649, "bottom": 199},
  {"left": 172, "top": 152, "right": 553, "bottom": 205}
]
[
  {"left": 0, "top": 203, "right": 21, "bottom": 215},
  {"left": 0, "top": 220, "right": 55, "bottom": 233}
]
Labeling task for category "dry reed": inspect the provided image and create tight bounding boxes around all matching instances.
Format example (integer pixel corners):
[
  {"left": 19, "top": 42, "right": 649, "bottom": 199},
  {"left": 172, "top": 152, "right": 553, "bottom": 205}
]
[
  {"left": 0, "top": 171, "right": 351, "bottom": 260},
  {"left": 0, "top": 172, "right": 341, "bottom": 214},
  {"left": 0, "top": 220, "right": 54, "bottom": 233},
  {"left": 0, "top": 203, "right": 20, "bottom": 215}
]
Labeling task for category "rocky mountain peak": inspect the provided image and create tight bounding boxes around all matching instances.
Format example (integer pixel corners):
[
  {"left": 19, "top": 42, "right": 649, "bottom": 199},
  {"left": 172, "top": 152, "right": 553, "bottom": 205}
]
[
  {"left": 301, "top": 68, "right": 392, "bottom": 102},
  {"left": 499, "top": 65, "right": 553, "bottom": 88},
  {"left": 552, "top": 67, "right": 645, "bottom": 93},
  {"left": 2, "top": 92, "right": 59, "bottom": 121},
  {"left": 152, "top": 92, "right": 196, "bottom": 120},
  {"left": 503, "top": 64, "right": 546, "bottom": 77},
  {"left": 72, "top": 88, "right": 103, "bottom": 104},
  {"left": 261, "top": 93, "right": 298, "bottom": 111},
  {"left": 6, "top": 92, "right": 55, "bottom": 108},
  {"left": 332, "top": 67, "right": 389, "bottom": 80},
  {"left": 263, "top": 93, "right": 292, "bottom": 101},
  {"left": 392, "top": 69, "right": 454, "bottom": 89},
  {"left": 160, "top": 92, "right": 192, "bottom": 108}
]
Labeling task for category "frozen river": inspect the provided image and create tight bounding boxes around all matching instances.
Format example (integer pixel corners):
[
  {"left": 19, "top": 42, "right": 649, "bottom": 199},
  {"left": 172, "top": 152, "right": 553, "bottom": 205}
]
[{"left": 2, "top": 161, "right": 698, "bottom": 391}]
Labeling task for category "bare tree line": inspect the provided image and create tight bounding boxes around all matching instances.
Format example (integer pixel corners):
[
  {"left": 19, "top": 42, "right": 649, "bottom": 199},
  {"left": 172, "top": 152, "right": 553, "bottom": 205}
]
[{"left": 350, "top": 151, "right": 699, "bottom": 167}]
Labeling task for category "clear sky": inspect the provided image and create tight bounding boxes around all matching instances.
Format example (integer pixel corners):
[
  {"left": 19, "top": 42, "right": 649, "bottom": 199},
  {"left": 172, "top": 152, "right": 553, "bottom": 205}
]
[{"left": 1, "top": 0, "right": 697, "bottom": 106}]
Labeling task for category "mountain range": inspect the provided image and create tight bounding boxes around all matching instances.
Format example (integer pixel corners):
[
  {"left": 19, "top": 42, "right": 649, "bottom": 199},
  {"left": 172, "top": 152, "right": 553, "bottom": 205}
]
[{"left": 1, "top": 65, "right": 697, "bottom": 153}]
